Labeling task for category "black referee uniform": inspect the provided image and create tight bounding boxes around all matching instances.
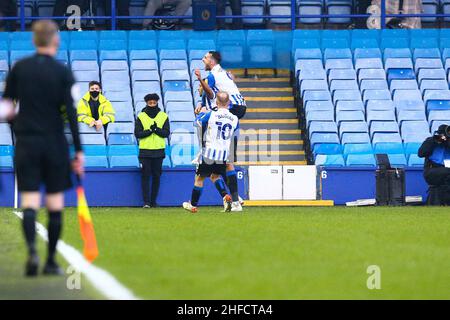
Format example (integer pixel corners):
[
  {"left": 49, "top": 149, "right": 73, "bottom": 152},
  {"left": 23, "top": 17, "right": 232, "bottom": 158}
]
[{"left": 2, "top": 52, "right": 82, "bottom": 276}]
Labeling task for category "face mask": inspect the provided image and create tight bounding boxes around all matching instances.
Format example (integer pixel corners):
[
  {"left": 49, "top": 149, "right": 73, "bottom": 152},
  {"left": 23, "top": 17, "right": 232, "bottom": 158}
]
[{"left": 90, "top": 91, "right": 100, "bottom": 98}]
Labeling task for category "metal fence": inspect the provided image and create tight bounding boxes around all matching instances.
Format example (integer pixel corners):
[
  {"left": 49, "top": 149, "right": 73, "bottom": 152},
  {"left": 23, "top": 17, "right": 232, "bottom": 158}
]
[{"left": 0, "top": 0, "right": 448, "bottom": 31}]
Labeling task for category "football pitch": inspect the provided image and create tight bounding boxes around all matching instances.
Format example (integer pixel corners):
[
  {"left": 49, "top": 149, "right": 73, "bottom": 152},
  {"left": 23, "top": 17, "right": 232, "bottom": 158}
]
[{"left": 0, "top": 206, "right": 449, "bottom": 300}]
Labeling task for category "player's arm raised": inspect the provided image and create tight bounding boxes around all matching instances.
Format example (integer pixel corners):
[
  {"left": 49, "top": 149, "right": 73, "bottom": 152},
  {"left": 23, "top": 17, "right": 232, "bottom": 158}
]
[{"left": 195, "top": 69, "right": 215, "bottom": 100}]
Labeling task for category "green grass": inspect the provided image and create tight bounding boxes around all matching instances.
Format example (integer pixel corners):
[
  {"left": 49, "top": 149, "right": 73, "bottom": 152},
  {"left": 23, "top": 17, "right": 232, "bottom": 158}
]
[
  {"left": 1, "top": 206, "right": 449, "bottom": 299},
  {"left": 0, "top": 210, "right": 99, "bottom": 300}
]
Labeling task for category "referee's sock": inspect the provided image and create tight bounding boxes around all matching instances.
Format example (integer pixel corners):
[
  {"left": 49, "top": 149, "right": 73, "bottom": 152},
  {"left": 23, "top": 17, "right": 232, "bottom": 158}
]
[
  {"left": 226, "top": 170, "right": 239, "bottom": 202},
  {"left": 191, "top": 186, "right": 203, "bottom": 207},
  {"left": 214, "top": 179, "right": 228, "bottom": 198},
  {"left": 47, "top": 211, "right": 62, "bottom": 264},
  {"left": 22, "top": 208, "right": 37, "bottom": 256}
]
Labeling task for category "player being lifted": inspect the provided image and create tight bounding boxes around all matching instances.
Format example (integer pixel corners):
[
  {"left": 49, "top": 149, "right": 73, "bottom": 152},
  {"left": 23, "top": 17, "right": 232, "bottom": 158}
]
[
  {"left": 194, "top": 51, "right": 246, "bottom": 211},
  {"left": 183, "top": 92, "right": 239, "bottom": 213}
]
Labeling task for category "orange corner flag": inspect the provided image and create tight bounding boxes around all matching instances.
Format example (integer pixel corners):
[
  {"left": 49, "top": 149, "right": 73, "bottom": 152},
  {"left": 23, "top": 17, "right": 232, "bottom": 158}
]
[{"left": 76, "top": 184, "right": 98, "bottom": 262}]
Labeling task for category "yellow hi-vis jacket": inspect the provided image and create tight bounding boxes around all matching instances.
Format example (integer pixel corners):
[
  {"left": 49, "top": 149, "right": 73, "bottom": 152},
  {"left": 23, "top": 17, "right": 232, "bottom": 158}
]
[
  {"left": 77, "top": 92, "right": 116, "bottom": 125},
  {"left": 137, "top": 111, "right": 168, "bottom": 150}
]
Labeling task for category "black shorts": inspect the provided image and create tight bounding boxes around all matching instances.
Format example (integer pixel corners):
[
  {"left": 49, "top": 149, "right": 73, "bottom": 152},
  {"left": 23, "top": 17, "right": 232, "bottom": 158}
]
[
  {"left": 196, "top": 161, "right": 227, "bottom": 178},
  {"left": 230, "top": 104, "right": 247, "bottom": 119},
  {"left": 14, "top": 135, "right": 72, "bottom": 193}
]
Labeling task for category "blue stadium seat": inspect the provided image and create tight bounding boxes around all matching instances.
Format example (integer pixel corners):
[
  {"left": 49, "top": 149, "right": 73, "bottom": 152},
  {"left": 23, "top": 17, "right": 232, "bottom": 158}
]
[
  {"left": 346, "top": 154, "right": 376, "bottom": 167},
  {"left": 170, "top": 133, "right": 197, "bottom": 145},
  {"left": 128, "top": 40, "right": 157, "bottom": 51},
  {"left": 102, "top": 60, "right": 129, "bottom": 72},
  {"left": 410, "top": 37, "right": 438, "bottom": 49},
  {"left": 247, "top": 30, "right": 275, "bottom": 68},
  {"left": 420, "top": 80, "right": 449, "bottom": 94},
  {"left": 390, "top": 79, "right": 418, "bottom": 92},
  {"left": 70, "top": 31, "right": 98, "bottom": 42},
  {"left": 305, "top": 100, "right": 334, "bottom": 114},
  {"left": 107, "top": 134, "right": 137, "bottom": 145},
  {"left": 70, "top": 40, "right": 97, "bottom": 51},
  {"left": 323, "top": 48, "right": 352, "bottom": 61},
  {"left": 10, "top": 50, "right": 34, "bottom": 65},
  {"left": 372, "top": 132, "right": 403, "bottom": 147},
  {"left": 355, "top": 58, "right": 383, "bottom": 72},
  {"left": 395, "top": 100, "right": 425, "bottom": 112},
  {"left": 297, "top": 0, "right": 323, "bottom": 24},
  {"left": 84, "top": 155, "right": 109, "bottom": 168},
  {"left": 0, "top": 145, "right": 13, "bottom": 168},
  {"left": 351, "top": 38, "right": 379, "bottom": 50},
  {"left": 380, "top": 37, "right": 409, "bottom": 50},
  {"left": 339, "top": 121, "right": 369, "bottom": 136},
  {"left": 158, "top": 40, "right": 186, "bottom": 52},
  {"left": 325, "top": 59, "right": 353, "bottom": 71},
  {"left": 386, "top": 154, "right": 407, "bottom": 167},
  {"left": 159, "top": 49, "right": 187, "bottom": 62},
  {"left": 217, "top": 30, "right": 246, "bottom": 68},
  {"left": 383, "top": 48, "right": 411, "bottom": 62},
  {"left": 366, "top": 100, "right": 395, "bottom": 111},
  {"left": 341, "top": 132, "right": 371, "bottom": 145},
  {"left": 129, "top": 30, "right": 157, "bottom": 42},
  {"left": 387, "top": 69, "right": 416, "bottom": 84},
  {"left": 99, "top": 50, "right": 128, "bottom": 63},
  {"left": 407, "top": 154, "right": 425, "bottom": 167},
  {"left": 306, "top": 110, "right": 334, "bottom": 126},
  {"left": 343, "top": 143, "right": 373, "bottom": 158},
  {"left": 368, "top": 111, "right": 398, "bottom": 127},
  {"left": 333, "top": 90, "right": 362, "bottom": 103},
  {"left": 187, "top": 39, "right": 215, "bottom": 52},
  {"left": 352, "top": 29, "right": 380, "bottom": 40},
  {"left": 335, "top": 101, "right": 364, "bottom": 112},
  {"left": 161, "top": 70, "right": 190, "bottom": 83},
  {"left": 294, "top": 48, "right": 322, "bottom": 62},
  {"left": 100, "top": 30, "right": 127, "bottom": 41},
  {"left": 315, "top": 154, "right": 345, "bottom": 167},
  {"left": 360, "top": 80, "right": 389, "bottom": 93},
  {"left": 417, "top": 69, "right": 446, "bottom": 84},
  {"left": 292, "top": 38, "right": 320, "bottom": 51},
  {"left": 321, "top": 38, "right": 349, "bottom": 50},
  {"left": 328, "top": 69, "right": 356, "bottom": 82},
  {"left": 358, "top": 69, "right": 386, "bottom": 83},
  {"left": 163, "top": 81, "right": 190, "bottom": 93},
  {"left": 309, "top": 121, "right": 338, "bottom": 136},
  {"left": 300, "top": 80, "right": 328, "bottom": 97},
  {"left": 10, "top": 41, "right": 34, "bottom": 51},
  {"left": 130, "top": 60, "right": 158, "bottom": 73},
  {"left": 336, "top": 110, "right": 365, "bottom": 125},
  {"left": 129, "top": 50, "right": 158, "bottom": 61},
  {"left": 70, "top": 50, "right": 98, "bottom": 63},
  {"left": 73, "top": 70, "right": 99, "bottom": 82},
  {"left": 330, "top": 80, "right": 359, "bottom": 93},
  {"left": 295, "top": 60, "right": 325, "bottom": 75},
  {"left": 354, "top": 48, "right": 382, "bottom": 61},
  {"left": 415, "top": 59, "right": 443, "bottom": 73},
  {"left": 80, "top": 134, "right": 106, "bottom": 145}
]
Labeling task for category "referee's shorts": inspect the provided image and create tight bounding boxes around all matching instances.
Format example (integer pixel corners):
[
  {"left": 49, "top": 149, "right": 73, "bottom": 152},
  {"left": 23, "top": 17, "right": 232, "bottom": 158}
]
[{"left": 14, "top": 135, "right": 72, "bottom": 193}]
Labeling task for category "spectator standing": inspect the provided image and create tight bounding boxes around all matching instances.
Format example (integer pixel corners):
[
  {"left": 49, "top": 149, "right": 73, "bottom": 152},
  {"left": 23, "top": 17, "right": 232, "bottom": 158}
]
[{"left": 135, "top": 94, "right": 170, "bottom": 208}]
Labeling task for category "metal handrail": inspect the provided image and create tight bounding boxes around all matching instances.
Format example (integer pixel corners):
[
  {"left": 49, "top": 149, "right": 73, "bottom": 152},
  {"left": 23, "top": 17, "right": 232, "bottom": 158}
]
[{"left": 1, "top": 0, "right": 450, "bottom": 31}]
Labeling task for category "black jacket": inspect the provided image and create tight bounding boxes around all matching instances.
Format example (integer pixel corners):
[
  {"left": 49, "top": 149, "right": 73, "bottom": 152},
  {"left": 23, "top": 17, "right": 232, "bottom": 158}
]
[
  {"left": 418, "top": 137, "right": 446, "bottom": 169},
  {"left": 135, "top": 106, "right": 170, "bottom": 158}
]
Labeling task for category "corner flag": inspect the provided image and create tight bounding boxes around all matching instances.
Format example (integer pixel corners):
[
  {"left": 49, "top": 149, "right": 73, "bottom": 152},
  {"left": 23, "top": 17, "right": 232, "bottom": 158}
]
[{"left": 76, "top": 176, "right": 98, "bottom": 262}]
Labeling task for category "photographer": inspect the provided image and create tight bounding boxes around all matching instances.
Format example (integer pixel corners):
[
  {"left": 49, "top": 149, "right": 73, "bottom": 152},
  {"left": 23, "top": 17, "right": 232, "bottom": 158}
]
[{"left": 418, "top": 124, "right": 450, "bottom": 205}]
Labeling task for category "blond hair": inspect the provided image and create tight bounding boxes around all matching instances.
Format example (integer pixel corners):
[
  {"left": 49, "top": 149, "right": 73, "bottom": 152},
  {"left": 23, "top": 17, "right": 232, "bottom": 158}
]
[{"left": 32, "top": 20, "right": 58, "bottom": 47}]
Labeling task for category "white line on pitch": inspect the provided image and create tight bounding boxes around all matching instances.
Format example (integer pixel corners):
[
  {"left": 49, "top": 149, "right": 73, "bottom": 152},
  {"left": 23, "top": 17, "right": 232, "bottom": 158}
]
[{"left": 14, "top": 211, "right": 139, "bottom": 300}]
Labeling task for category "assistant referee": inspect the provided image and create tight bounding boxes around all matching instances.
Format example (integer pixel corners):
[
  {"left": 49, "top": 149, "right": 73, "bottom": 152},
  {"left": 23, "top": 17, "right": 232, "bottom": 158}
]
[{"left": 0, "top": 20, "right": 84, "bottom": 276}]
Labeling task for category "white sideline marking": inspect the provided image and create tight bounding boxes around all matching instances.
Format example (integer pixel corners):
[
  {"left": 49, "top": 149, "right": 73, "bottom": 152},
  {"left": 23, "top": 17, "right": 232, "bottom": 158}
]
[{"left": 14, "top": 211, "right": 139, "bottom": 300}]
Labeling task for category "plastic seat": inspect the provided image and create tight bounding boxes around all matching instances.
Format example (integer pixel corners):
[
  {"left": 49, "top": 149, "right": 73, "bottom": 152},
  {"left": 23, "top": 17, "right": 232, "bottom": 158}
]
[
  {"left": 217, "top": 30, "right": 246, "bottom": 68},
  {"left": 417, "top": 69, "right": 446, "bottom": 84},
  {"left": 358, "top": 69, "right": 386, "bottom": 83},
  {"left": 108, "top": 134, "right": 136, "bottom": 145},
  {"left": 310, "top": 134, "right": 341, "bottom": 154},
  {"left": 407, "top": 154, "right": 424, "bottom": 167},
  {"left": 295, "top": 59, "right": 324, "bottom": 74},
  {"left": 303, "top": 90, "right": 332, "bottom": 102},
  {"left": 101, "top": 60, "right": 129, "bottom": 71},
  {"left": 300, "top": 80, "right": 329, "bottom": 97},
  {"left": 71, "top": 60, "right": 99, "bottom": 72},
  {"left": 306, "top": 110, "right": 334, "bottom": 126},
  {"left": 294, "top": 48, "right": 322, "bottom": 61},
  {"left": 333, "top": 90, "right": 361, "bottom": 103},
  {"left": 341, "top": 132, "right": 371, "bottom": 145},
  {"left": 410, "top": 37, "right": 438, "bottom": 49},
  {"left": 161, "top": 70, "right": 190, "bottom": 83},
  {"left": 420, "top": 80, "right": 449, "bottom": 94},
  {"left": 387, "top": 69, "right": 416, "bottom": 84},
  {"left": 329, "top": 80, "right": 358, "bottom": 93},
  {"left": 80, "top": 134, "right": 106, "bottom": 145},
  {"left": 390, "top": 80, "right": 418, "bottom": 92},
  {"left": 353, "top": 48, "right": 382, "bottom": 60},
  {"left": 84, "top": 155, "right": 109, "bottom": 168},
  {"left": 322, "top": 38, "right": 349, "bottom": 50},
  {"left": 339, "top": 121, "right": 369, "bottom": 137},
  {"left": 393, "top": 90, "right": 422, "bottom": 102},
  {"left": 129, "top": 50, "right": 158, "bottom": 61},
  {"left": 297, "top": 1, "right": 324, "bottom": 24},
  {"left": 386, "top": 154, "right": 407, "bottom": 167},
  {"left": 372, "top": 132, "right": 403, "bottom": 146},
  {"left": 355, "top": 58, "right": 383, "bottom": 72},
  {"left": 309, "top": 121, "right": 338, "bottom": 137},
  {"left": 305, "top": 100, "right": 334, "bottom": 114},
  {"left": 380, "top": 37, "right": 409, "bottom": 50},
  {"left": 336, "top": 111, "right": 365, "bottom": 125},
  {"left": 401, "top": 120, "right": 430, "bottom": 138},
  {"left": 314, "top": 154, "right": 345, "bottom": 167},
  {"left": 336, "top": 101, "right": 364, "bottom": 112},
  {"left": 367, "top": 110, "right": 397, "bottom": 126},
  {"left": 423, "top": 90, "right": 450, "bottom": 106},
  {"left": 385, "top": 58, "right": 413, "bottom": 70},
  {"left": 109, "top": 155, "right": 139, "bottom": 168},
  {"left": 328, "top": 69, "right": 356, "bottom": 82},
  {"left": 323, "top": 48, "right": 352, "bottom": 60},
  {"left": 363, "top": 89, "right": 392, "bottom": 102},
  {"left": 343, "top": 143, "right": 373, "bottom": 158},
  {"left": 366, "top": 100, "right": 395, "bottom": 111},
  {"left": 345, "top": 154, "right": 376, "bottom": 167},
  {"left": 325, "top": 59, "right": 353, "bottom": 71},
  {"left": 246, "top": 29, "right": 275, "bottom": 68},
  {"left": 415, "top": 59, "right": 443, "bottom": 72},
  {"left": 160, "top": 60, "right": 188, "bottom": 73},
  {"left": 351, "top": 38, "right": 379, "bottom": 50},
  {"left": 397, "top": 110, "right": 426, "bottom": 125},
  {"left": 0, "top": 146, "right": 13, "bottom": 168},
  {"left": 70, "top": 40, "right": 97, "bottom": 51},
  {"left": 360, "top": 80, "right": 389, "bottom": 93}
]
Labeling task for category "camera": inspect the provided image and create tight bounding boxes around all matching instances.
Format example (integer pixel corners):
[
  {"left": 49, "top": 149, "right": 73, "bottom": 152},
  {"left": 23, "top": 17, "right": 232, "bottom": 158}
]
[{"left": 433, "top": 124, "right": 450, "bottom": 142}]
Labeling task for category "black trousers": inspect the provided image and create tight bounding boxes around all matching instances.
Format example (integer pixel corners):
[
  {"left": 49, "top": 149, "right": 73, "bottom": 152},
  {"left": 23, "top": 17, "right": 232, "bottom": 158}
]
[
  {"left": 140, "top": 157, "right": 163, "bottom": 206},
  {"left": 216, "top": 0, "right": 242, "bottom": 29},
  {"left": 424, "top": 166, "right": 450, "bottom": 187},
  {"left": 0, "top": 0, "right": 17, "bottom": 31}
]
